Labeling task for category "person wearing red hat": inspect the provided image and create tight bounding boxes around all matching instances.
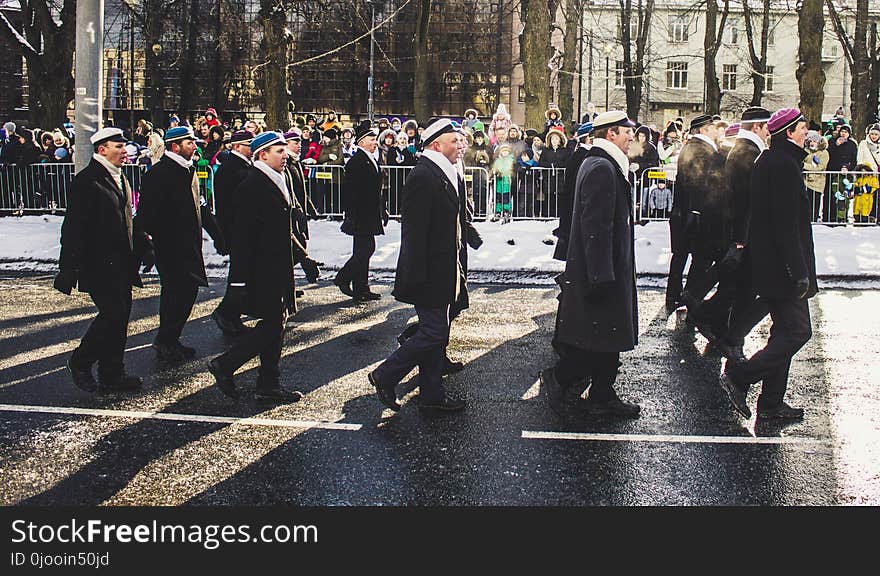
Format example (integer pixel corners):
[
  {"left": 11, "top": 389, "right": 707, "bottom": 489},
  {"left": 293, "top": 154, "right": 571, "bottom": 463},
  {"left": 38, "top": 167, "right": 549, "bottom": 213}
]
[
  {"left": 204, "top": 107, "right": 220, "bottom": 128},
  {"left": 719, "top": 108, "right": 814, "bottom": 421}
]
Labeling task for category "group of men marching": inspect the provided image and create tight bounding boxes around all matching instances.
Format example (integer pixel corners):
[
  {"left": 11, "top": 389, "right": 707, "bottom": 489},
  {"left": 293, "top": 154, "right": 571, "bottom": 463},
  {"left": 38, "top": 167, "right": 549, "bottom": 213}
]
[
  {"left": 542, "top": 106, "right": 816, "bottom": 422},
  {"left": 55, "top": 117, "right": 479, "bottom": 413}
]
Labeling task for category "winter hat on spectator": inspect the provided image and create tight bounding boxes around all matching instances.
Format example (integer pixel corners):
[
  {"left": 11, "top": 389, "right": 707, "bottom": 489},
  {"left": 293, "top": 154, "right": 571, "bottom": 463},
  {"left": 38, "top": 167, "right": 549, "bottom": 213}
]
[
  {"left": 868, "top": 123, "right": 880, "bottom": 135},
  {"left": 230, "top": 130, "right": 254, "bottom": 145},
  {"left": 205, "top": 108, "right": 218, "bottom": 118},
  {"left": 472, "top": 129, "right": 487, "bottom": 141},
  {"left": 402, "top": 119, "right": 419, "bottom": 134},
  {"left": 340, "top": 127, "right": 354, "bottom": 139},
  {"left": 3, "top": 121, "right": 15, "bottom": 135},
  {"left": 575, "top": 122, "right": 593, "bottom": 140},
  {"left": 168, "top": 114, "right": 180, "bottom": 124},
  {"left": 524, "top": 128, "right": 539, "bottom": 140},
  {"left": 838, "top": 124, "right": 852, "bottom": 135},
  {"left": 805, "top": 130, "right": 823, "bottom": 144},
  {"left": 54, "top": 147, "right": 68, "bottom": 160},
  {"left": 768, "top": 108, "right": 805, "bottom": 136},
  {"left": 323, "top": 127, "right": 339, "bottom": 141},
  {"left": 355, "top": 120, "right": 379, "bottom": 144},
  {"left": 471, "top": 120, "right": 485, "bottom": 133},
  {"left": 464, "top": 109, "right": 479, "bottom": 119},
  {"left": 250, "top": 131, "right": 286, "bottom": 155},
  {"left": 378, "top": 128, "right": 397, "bottom": 145},
  {"left": 545, "top": 106, "right": 562, "bottom": 120},
  {"left": 164, "top": 126, "right": 196, "bottom": 143}
]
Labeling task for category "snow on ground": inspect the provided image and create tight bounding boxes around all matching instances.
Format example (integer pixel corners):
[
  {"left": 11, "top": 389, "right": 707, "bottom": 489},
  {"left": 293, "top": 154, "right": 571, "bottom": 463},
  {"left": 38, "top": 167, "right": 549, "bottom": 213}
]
[{"left": 2, "top": 215, "right": 880, "bottom": 286}]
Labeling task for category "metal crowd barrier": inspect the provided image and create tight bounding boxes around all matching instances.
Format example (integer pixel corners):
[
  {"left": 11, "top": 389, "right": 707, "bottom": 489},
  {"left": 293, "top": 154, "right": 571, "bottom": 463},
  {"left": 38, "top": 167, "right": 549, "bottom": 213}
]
[{"left": 487, "top": 166, "right": 564, "bottom": 221}]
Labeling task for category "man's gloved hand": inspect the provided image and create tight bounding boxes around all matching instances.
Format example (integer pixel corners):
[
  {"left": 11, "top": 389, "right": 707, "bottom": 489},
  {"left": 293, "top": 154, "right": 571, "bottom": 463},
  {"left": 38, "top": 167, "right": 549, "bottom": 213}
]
[
  {"left": 795, "top": 276, "right": 810, "bottom": 299},
  {"left": 141, "top": 248, "right": 156, "bottom": 274},
  {"left": 382, "top": 209, "right": 390, "bottom": 227},
  {"left": 719, "top": 243, "right": 744, "bottom": 272},
  {"left": 214, "top": 237, "right": 228, "bottom": 256},
  {"left": 467, "top": 230, "right": 484, "bottom": 250},
  {"left": 301, "top": 258, "right": 320, "bottom": 284},
  {"left": 53, "top": 269, "right": 77, "bottom": 295},
  {"left": 586, "top": 282, "right": 615, "bottom": 305},
  {"left": 227, "top": 285, "right": 248, "bottom": 308}
]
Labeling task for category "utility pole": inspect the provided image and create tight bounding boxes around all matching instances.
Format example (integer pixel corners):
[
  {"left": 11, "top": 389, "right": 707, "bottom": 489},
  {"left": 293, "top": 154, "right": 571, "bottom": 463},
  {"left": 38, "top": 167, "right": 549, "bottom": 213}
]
[
  {"left": 587, "top": 31, "right": 593, "bottom": 104},
  {"left": 75, "top": 0, "right": 104, "bottom": 173},
  {"left": 129, "top": 7, "right": 135, "bottom": 137},
  {"left": 367, "top": 0, "right": 376, "bottom": 122},
  {"left": 605, "top": 55, "right": 610, "bottom": 112},
  {"left": 577, "top": 18, "right": 584, "bottom": 123}
]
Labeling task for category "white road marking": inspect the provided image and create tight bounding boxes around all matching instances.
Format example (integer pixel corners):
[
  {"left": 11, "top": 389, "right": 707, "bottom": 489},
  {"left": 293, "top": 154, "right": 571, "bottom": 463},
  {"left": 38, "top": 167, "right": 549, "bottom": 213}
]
[
  {"left": 522, "top": 430, "right": 829, "bottom": 445},
  {"left": 0, "top": 404, "right": 362, "bottom": 431}
]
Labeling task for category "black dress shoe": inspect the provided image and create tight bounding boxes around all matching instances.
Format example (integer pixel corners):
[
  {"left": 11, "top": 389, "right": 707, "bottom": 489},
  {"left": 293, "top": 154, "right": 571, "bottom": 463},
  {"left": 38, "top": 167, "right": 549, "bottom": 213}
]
[
  {"left": 368, "top": 370, "right": 400, "bottom": 411},
  {"left": 98, "top": 374, "right": 142, "bottom": 392},
  {"left": 581, "top": 397, "right": 641, "bottom": 418},
  {"left": 174, "top": 341, "right": 196, "bottom": 359},
  {"left": 442, "top": 356, "right": 465, "bottom": 375},
  {"left": 254, "top": 387, "right": 304, "bottom": 403},
  {"left": 757, "top": 402, "right": 804, "bottom": 420},
  {"left": 719, "top": 372, "right": 751, "bottom": 419},
  {"left": 540, "top": 368, "right": 568, "bottom": 416},
  {"left": 397, "top": 323, "right": 419, "bottom": 345},
  {"left": 68, "top": 358, "right": 97, "bottom": 393},
  {"left": 354, "top": 290, "right": 381, "bottom": 301},
  {"left": 153, "top": 340, "right": 185, "bottom": 362},
  {"left": 418, "top": 394, "right": 466, "bottom": 413},
  {"left": 333, "top": 277, "right": 355, "bottom": 297},
  {"left": 208, "top": 358, "right": 239, "bottom": 400},
  {"left": 212, "top": 309, "right": 247, "bottom": 336}
]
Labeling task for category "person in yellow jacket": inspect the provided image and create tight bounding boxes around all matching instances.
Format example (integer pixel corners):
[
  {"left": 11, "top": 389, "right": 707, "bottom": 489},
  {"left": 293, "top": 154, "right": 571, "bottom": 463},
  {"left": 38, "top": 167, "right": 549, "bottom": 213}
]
[{"left": 853, "top": 164, "right": 879, "bottom": 223}]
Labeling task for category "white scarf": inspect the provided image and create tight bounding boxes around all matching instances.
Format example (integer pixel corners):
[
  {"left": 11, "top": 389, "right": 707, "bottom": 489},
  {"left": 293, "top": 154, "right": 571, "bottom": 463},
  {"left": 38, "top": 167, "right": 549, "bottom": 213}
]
[
  {"left": 164, "top": 150, "right": 193, "bottom": 169},
  {"left": 92, "top": 154, "right": 123, "bottom": 190},
  {"left": 421, "top": 149, "right": 460, "bottom": 192},
  {"left": 736, "top": 129, "right": 766, "bottom": 152},
  {"left": 591, "top": 138, "right": 630, "bottom": 179},
  {"left": 230, "top": 149, "right": 252, "bottom": 165},
  {"left": 253, "top": 160, "right": 290, "bottom": 205},
  {"left": 691, "top": 133, "right": 719, "bottom": 152}
]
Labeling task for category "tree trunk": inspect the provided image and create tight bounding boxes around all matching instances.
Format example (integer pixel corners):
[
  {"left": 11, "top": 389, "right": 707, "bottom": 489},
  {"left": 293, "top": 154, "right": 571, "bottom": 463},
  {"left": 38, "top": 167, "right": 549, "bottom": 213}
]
[
  {"left": 177, "top": 0, "right": 202, "bottom": 120},
  {"left": 558, "top": 0, "right": 580, "bottom": 125},
  {"left": 620, "top": 0, "right": 653, "bottom": 121},
  {"left": 742, "top": 0, "right": 771, "bottom": 107},
  {"left": 522, "top": 0, "right": 552, "bottom": 129},
  {"left": 0, "top": 1, "right": 75, "bottom": 129},
  {"left": 850, "top": 0, "right": 870, "bottom": 135},
  {"left": 413, "top": 0, "right": 432, "bottom": 124},
  {"left": 259, "top": 0, "right": 290, "bottom": 131},
  {"left": 796, "top": 0, "right": 825, "bottom": 125},
  {"left": 703, "top": 0, "right": 728, "bottom": 115},
  {"left": 868, "top": 21, "right": 879, "bottom": 126}
]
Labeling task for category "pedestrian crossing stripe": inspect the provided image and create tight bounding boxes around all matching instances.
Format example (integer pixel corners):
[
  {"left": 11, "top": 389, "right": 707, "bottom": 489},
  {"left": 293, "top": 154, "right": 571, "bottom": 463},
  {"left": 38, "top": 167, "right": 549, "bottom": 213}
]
[{"left": 522, "top": 430, "right": 828, "bottom": 445}]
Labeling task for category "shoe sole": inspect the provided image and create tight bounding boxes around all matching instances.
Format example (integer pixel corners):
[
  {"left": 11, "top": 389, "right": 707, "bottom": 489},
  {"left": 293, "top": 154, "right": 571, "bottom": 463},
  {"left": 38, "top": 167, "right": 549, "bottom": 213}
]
[
  {"left": 719, "top": 374, "right": 751, "bottom": 419},
  {"left": 539, "top": 370, "right": 568, "bottom": 416},
  {"left": 68, "top": 362, "right": 98, "bottom": 393},
  {"left": 208, "top": 360, "right": 239, "bottom": 400},
  {"left": 368, "top": 371, "right": 400, "bottom": 411}
]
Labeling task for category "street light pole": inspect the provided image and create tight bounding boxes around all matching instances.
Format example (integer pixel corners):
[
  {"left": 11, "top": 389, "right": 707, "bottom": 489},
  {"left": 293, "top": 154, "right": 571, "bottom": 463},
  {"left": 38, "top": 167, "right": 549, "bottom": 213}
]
[
  {"left": 605, "top": 55, "right": 609, "bottom": 113},
  {"left": 74, "top": 0, "right": 104, "bottom": 173},
  {"left": 367, "top": 0, "right": 375, "bottom": 123}
]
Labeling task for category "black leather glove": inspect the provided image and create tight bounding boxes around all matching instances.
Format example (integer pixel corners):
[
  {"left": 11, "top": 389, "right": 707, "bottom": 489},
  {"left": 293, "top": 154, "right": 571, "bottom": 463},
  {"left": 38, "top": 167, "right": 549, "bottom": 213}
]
[
  {"left": 795, "top": 276, "right": 810, "bottom": 299},
  {"left": 213, "top": 235, "right": 228, "bottom": 256},
  {"left": 301, "top": 258, "right": 320, "bottom": 284},
  {"left": 53, "top": 269, "right": 77, "bottom": 295},
  {"left": 382, "top": 209, "right": 390, "bottom": 227},
  {"left": 227, "top": 285, "right": 248, "bottom": 307},
  {"left": 719, "top": 244, "right": 744, "bottom": 272},
  {"left": 586, "top": 282, "right": 615, "bottom": 305},
  {"left": 467, "top": 229, "right": 484, "bottom": 250},
  {"left": 141, "top": 248, "right": 156, "bottom": 274}
]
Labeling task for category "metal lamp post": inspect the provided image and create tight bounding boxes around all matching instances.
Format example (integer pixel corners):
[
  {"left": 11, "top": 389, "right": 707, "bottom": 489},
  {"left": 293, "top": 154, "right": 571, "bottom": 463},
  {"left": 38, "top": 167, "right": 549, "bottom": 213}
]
[
  {"left": 367, "top": 0, "right": 376, "bottom": 123},
  {"left": 604, "top": 44, "right": 613, "bottom": 113}
]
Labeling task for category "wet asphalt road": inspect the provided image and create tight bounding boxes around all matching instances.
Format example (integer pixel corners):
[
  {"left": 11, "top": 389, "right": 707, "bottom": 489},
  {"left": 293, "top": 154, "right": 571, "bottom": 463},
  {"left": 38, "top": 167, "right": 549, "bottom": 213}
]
[{"left": 0, "top": 275, "right": 878, "bottom": 506}]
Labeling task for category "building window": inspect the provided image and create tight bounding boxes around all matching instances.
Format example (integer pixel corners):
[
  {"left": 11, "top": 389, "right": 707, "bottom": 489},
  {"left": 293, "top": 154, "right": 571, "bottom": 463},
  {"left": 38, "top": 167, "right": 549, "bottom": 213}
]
[
  {"left": 722, "top": 64, "right": 737, "bottom": 91},
  {"left": 669, "top": 15, "right": 689, "bottom": 43},
  {"left": 768, "top": 18, "right": 776, "bottom": 46},
  {"left": 764, "top": 66, "right": 774, "bottom": 92},
  {"left": 615, "top": 60, "right": 625, "bottom": 87},
  {"left": 666, "top": 61, "right": 688, "bottom": 89},
  {"left": 618, "top": 19, "right": 636, "bottom": 43},
  {"left": 518, "top": 85, "right": 525, "bottom": 103},
  {"left": 726, "top": 18, "right": 738, "bottom": 45}
]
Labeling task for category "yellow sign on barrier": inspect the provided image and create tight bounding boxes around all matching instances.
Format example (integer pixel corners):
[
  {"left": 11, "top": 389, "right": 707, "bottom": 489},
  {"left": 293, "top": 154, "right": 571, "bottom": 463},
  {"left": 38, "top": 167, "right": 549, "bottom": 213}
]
[
  {"left": 464, "top": 175, "right": 473, "bottom": 182},
  {"left": 646, "top": 170, "right": 667, "bottom": 179},
  {"left": 196, "top": 171, "right": 209, "bottom": 179},
  {"left": 315, "top": 172, "right": 333, "bottom": 180}
]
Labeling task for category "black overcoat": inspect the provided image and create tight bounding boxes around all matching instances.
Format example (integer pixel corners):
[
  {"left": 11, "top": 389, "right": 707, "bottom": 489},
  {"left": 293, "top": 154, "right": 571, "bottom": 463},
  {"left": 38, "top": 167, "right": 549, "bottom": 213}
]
[
  {"left": 59, "top": 158, "right": 149, "bottom": 292},
  {"left": 228, "top": 169, "right": 297, "bottom": 318},
  {"left": 283, "top": 161, "right": 312, "bottom": 265},
  {"left": 213, "top": 152, "right": 251, "bottom": 242},
  {"left": 724, "top": 137, "right": 762, "bottom": 245},
  {"left": 136, "top": 155, "right": 222, "bottom": 288},
  {"left": 672, "top": 137, "right": 726, "bottom": 254},
  {"left": 554, "top": 145, "right": 638, "bottom": 352},
  {"left": 749, "top": 139, "right": 818, "bottom": 300},
  {"left": 552, "top": 143, "right": 589, "bottom": 261},
  {"left": 341, "top": 149, "right": 384, "bottom": 236},
  {"left": 392, "top": 157, "right": 462, "bottom": 308}
]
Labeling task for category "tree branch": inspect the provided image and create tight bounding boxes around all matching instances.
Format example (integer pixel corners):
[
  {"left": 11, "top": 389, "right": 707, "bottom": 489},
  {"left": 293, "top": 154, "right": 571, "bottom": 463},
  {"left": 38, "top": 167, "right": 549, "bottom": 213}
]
[
  {"left": 825, "top": 0, "right": 854, "bottom": 66},
  {"left": 0, "top": 10, "right": 41, "bottom": 58}
]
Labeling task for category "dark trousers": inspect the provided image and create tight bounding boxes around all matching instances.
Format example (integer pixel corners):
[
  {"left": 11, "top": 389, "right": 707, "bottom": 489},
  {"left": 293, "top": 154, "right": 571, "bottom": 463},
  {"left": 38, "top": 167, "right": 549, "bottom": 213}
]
[
  {"left": 156, "top": 280, "right": 199, "bottom": 345},
  {"left": 666, "top": 250, "right": 689, "bottom": 305},
  {"left": 553, "top": 344, "right": 620, "bottom": 402},
  {"left": 374, "top": 306, "right": 450, "bottom": 403},
  {"left": 337, "top": 235, "right": 375, "bottom": 293},
  {"left": 214, "top": 304, "right": 285, "bottom": 387},
  {"left": 70, "top": 282, "right": 133, "bottom": 380},
  {"left": 215, "top": 287, "right": 242, "bottom": 320},
  {"left": 726, "top": 298, "right": 811, "bottom": 409},
  {"left": 724, "top": 252, "right": 770, "bottom": 346}
]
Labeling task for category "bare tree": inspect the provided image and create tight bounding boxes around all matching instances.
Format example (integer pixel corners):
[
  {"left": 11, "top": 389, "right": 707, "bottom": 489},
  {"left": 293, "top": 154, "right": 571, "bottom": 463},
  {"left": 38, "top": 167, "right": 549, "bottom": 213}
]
[
  {"left": 521, "top": 0, "right": 553, "bottom": 129},
  {"left": 619, "top": 0, "right": 654, "bottom": 121},
  {"left": 826, "top": 0, "right": 875, "bottom": 134},
  {"left": 557, "top": 0, "right": 581, "bottom": 125},
  {"left": 796, "top": 0, "right": 826, "bottom": 124},
  {"left": 741, "top": 0, "right": 771, "bottom": 106},
  {"left": 703, "top": 0, "right": 730, "bottom": 115},
  {"left": 413, "top": 0, "right": 432, "bottom": 123},
  {"left": 259, "top": 0, "right": 291, "bottom": 130},
  {"left": 0, "top": 0, "right": 75, "bottom": 129}
]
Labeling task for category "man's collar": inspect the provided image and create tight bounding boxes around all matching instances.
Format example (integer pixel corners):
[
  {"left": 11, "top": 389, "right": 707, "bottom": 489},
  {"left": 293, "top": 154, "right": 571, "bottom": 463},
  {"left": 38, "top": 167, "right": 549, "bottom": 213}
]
[
  {"left": 691, "top": 133, "right": 718, "bottom": 151},
  {"left": 421, "top": 149, "right": 461, "bottom": 190},
  {"left": 164, "top": 150, "right": 193, "bottom": 169},
  {"left": 736, "top": 129, "right": 766, "bottom": 152},
  {"left": 231, "top": 149, "right": 252, "bottom": 164},
  {"left": 92, "top": 153, "right": 121, "bottom": 178},
  {"left": 590, "top": 138, "right": 630, "bottom": 178}
]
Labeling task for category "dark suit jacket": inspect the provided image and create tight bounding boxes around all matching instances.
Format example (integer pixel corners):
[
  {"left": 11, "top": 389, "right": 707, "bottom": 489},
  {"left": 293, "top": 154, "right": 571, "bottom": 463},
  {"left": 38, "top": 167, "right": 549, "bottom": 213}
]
[
  {"left": 553, "top": 144, "right": 589, "bottom": 261},
  {"left": 228, "top": 169, "right": 297, "bottom": 318},
  {"left": 136, "top": 155, "right": 222, "bottom": 288},
  {"left": 283, "top": 161, "right": 311, "bottom": 264},
  {"left": 341, "top": 148, "right": 384, "bottom": 236},
  {"left": 392, "top": 156, "right": 462, "bottom": 308},
  {"left": 724, "top": 137, "right": 762, "bottom": 246},
  {"left": 749, "top": 138, "right": 818, "bottom": 300},
  {"left": 59, "top": 158, "right": 149, "bottom": 292},
  {"left": 673, "top": 136, "right": 726, "bottom": 254},
  {"left": 213, "top": 152, "right": 251, "bottom": 242}
]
